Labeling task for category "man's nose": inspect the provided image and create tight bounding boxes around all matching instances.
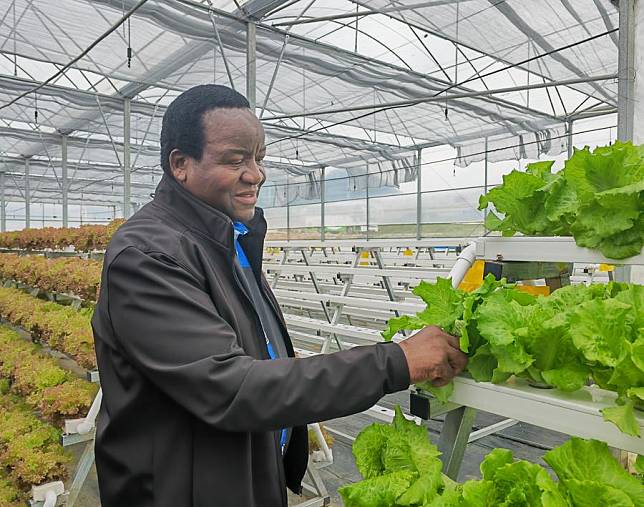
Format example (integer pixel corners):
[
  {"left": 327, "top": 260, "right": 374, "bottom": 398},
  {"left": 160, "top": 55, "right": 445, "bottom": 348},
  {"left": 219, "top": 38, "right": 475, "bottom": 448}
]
[{"left": 242, "top": 161, "right": 264, "bottom": 185}]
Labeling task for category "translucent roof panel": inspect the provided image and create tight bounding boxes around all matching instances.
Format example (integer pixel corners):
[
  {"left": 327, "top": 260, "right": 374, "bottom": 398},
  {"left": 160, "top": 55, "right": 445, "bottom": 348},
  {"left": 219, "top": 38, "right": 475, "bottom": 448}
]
[
  {"left": 0, "top": 0, "right": 619, "bottom": 210},
  {"left": 349, "top": 0, "right": 618, "bottom": 105},
  {"left": 1, "top": 0, "right": 581, "bottom": 144}
]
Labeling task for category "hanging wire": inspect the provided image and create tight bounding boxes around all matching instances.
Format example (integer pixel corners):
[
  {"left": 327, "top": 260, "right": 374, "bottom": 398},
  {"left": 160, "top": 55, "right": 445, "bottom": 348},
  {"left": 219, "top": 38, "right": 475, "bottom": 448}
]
[
  {"left": 12, "top": 0, "right": 17, "bottom": 77},
  {"left": 446, "top": 0, "right": 460, "bottom": 121},
  {"left": 33, "top": 92, "right": 38, "bottom": 124},
  {"left": 127, "top": 17, "right": 133, "bottom": 68}
]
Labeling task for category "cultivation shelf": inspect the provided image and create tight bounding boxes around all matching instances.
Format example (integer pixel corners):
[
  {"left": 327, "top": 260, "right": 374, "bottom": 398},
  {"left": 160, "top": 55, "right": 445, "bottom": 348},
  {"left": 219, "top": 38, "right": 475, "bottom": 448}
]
[
  {"left": 475, "top": 236, "right": 644, "bottom": 265},
  {"left": 449, "top": 377, "right": 644, "bottom": 454}
]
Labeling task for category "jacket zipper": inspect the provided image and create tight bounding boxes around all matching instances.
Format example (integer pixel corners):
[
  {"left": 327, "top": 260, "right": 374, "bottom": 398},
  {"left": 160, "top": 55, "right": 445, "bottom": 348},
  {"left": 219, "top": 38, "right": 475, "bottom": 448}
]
[{"left": 229, "top": 254, "right": 288, "bottom": 505}]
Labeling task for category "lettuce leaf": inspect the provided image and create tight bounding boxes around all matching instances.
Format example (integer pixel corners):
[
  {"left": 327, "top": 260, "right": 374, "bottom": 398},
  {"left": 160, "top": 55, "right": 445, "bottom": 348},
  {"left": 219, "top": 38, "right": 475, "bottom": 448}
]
[
  {"left": 479, "top": 141, "right": 644, "bottom": 259},
  {"left": 464, "top": 447, "right": 568, "bottom": 506},
  {"left": 352, "top": 423, "right": 396, "bottom": 479},
  {"left": 601, "top": 398, "right": 639, "bottom": 437},
  {"left": 338, "top": 470, "right": 417, "bottom": 507},
  {"left": 569, "top": 298, "right": 633, "bottom": 368},
  {"left": 544, "top": 438, "right": 644, "bottom": 506}
]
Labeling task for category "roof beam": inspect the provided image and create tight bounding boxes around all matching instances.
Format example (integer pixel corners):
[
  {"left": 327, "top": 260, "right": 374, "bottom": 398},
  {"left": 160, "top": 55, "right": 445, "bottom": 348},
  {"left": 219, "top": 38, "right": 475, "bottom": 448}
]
[
  {"left": 265, "top": 74, "right": 616, "bottom": 121},
  {"left": 0, "top": 75, "right": 412, "bottom": 164},
  {"left": 270, "top": 0, "right": 455, "bottom": 26}
]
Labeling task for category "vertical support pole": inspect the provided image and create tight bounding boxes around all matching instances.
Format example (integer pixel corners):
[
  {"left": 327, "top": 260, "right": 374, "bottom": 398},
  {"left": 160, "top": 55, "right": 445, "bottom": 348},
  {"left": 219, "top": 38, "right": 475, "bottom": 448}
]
[
  {"left": 618, "top": 0, "right": 635, "bottom": 142},
  {"left": 354, "top": 4, "right": 359, "bottom": 53},
  {"left": 438, "top": 406, "right": 477, "bottom": 480},
  {"left": 566, "top": 120, "right": 574, "bottom": 159},
  {"left": 320, "top": 167, "right": 326, "bottom": 241},
  {"left": 61, "top": 133, "right": 69, "bottom": 228},
  {"left": 123, "top": 98, "right": 132, "bottom": 218},
  {"left": 616, "top": 0, "right": 637, "bottom": 286},
  {"left": 24, "top": 157, "right": 30, "bottom": 228},
  {"left": 246, "top": 21, "right": 257, "bottom": 110},
  {"left": 632, "top": 0, "right": 644, "bottom": 144},
  {"left": 365, "top": 165, "right": 370, "bottom": 240},
  {"left": 484, "top": 137, "right": 488, "bottom": 232},
  {"left": 0, "top": 171, "right": 5, "bottom": 233},
  {"left": 286, "top": 174, "right": 290, "bottom": 241},
  {"left": 416, "top": 149, "right": 422, "bottom": 240}
]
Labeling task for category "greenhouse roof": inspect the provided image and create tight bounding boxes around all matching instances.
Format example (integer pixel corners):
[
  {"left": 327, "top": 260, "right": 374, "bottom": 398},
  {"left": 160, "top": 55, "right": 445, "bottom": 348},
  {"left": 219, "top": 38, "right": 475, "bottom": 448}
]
[{"left": 0, "top": 0, "right": 620, "bottom": 207}]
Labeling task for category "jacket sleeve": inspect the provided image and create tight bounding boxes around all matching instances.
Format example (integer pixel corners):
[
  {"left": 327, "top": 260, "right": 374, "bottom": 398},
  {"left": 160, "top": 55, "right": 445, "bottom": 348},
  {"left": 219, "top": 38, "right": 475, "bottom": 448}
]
[{"left": 105, "top": 246, "right": 410, "bottom": 432}]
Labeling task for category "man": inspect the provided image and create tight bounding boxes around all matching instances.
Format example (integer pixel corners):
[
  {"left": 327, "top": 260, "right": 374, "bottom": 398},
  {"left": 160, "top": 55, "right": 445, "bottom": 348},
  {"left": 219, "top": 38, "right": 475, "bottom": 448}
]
[{"left": 91, "top": 84, "right": 467, "bottom": 507}]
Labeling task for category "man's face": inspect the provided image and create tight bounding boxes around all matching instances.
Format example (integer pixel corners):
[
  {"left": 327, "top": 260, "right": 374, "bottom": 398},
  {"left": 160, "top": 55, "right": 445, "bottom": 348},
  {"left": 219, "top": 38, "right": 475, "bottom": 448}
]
[{"left": 170, "top": 108, "right": 266, "bottom": 222}]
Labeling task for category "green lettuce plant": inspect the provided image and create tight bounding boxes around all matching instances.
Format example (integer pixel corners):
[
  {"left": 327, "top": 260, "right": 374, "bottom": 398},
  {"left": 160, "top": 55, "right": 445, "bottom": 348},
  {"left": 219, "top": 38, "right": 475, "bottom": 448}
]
[
  {"left": 341, "top": 407, "right": 644, "bottom": 506},
  {"left": 383, "top": 277, "right": 644, "bottom": 436},
  {"left": 478, "top": 141, "right": 644, "bottom": 259}
]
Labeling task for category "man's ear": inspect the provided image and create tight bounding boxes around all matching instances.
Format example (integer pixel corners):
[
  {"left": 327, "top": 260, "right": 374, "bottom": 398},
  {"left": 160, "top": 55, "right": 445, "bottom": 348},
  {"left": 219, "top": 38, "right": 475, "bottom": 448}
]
[{"left": 169, "top": 149, "right": 189, "bottom": 184}]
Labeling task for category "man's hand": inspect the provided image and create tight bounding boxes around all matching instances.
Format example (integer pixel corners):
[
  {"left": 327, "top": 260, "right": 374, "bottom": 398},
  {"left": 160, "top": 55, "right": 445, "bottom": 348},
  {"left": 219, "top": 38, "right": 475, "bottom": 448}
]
[{"left": 398, "top": 326, "right": 467, "bottom": 386}]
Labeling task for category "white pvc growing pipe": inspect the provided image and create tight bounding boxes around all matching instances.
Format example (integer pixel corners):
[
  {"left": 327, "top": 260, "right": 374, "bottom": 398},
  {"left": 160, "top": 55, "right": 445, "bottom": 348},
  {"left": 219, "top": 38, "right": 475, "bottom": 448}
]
[
  {"left": 42, "top": 490, "right": 57, "bottom": 507},
  {"left": 447, "top": 242, "right": 477, "bottom": 288},
  {"left": 77, "top": 388, "right": 102, "bottom": 434},
  {"left": 310, "top": 422, "right": 333, "bottom": 463}
]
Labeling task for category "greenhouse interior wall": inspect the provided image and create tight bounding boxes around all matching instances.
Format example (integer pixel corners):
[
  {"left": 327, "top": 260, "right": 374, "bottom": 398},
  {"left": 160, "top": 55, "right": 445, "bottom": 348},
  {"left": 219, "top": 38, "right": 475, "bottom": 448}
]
[{"left": 0, "top": 114, "right": 618, "bottom": 237}]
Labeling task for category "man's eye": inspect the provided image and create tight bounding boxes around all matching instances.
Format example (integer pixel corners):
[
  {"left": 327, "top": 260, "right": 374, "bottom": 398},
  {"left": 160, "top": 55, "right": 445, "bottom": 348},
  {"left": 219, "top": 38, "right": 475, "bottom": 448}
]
[{"left": 230, "top": 159, "right": 244, "bottom": 165}]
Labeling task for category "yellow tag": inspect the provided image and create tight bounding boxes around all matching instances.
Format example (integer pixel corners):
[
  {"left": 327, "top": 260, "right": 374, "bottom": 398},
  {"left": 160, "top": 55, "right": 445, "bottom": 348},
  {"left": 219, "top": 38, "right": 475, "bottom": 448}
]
[
  {"left": 599, "top": 263, "right": 614, "bottom": 272},
  {"left": 517, "top": 285, "right": 550, "bottom": 296},
  {"left": 458, "top": 260, "right": 485, "bottom": 291}
]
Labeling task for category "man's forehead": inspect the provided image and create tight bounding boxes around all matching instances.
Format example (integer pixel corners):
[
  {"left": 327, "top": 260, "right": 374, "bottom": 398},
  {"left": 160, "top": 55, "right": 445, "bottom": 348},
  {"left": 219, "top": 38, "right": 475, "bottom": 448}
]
[
  {"left": 203, "top": 108, "right": 260, "bottom": 128},
  {"left": 202, "top": 108, "right": 264, "bottom": 145}
]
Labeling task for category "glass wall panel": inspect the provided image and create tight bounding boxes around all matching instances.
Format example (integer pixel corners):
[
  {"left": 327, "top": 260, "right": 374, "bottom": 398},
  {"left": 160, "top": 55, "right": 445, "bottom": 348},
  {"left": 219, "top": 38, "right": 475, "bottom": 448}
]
[
  {"left": 264, "top": 206, "right": 288, "bottom": 240},
  {"left": 421, "top": 145, "right": 486, "bottom": 192},
  {"left": 572, "top": 115, "right": 616, "bottom": 150},
  {"left": 324, "top": 199, "right": 367, "bottom": 239},
  {"left": 420, "top": 187, "right": 484, "bottom": 237},
  {"left": 368, "top": 193, "right": 417, "bottom": 239},
  {"left": 289, "top": 203, "right": 321, "bottom": 240}
]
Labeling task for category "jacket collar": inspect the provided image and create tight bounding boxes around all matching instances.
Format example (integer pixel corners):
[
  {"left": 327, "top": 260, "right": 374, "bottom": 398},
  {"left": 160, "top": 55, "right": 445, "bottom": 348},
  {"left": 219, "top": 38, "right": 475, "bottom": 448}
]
[{"left": 152, "top": 174, "right": 267, "bottom": 255}]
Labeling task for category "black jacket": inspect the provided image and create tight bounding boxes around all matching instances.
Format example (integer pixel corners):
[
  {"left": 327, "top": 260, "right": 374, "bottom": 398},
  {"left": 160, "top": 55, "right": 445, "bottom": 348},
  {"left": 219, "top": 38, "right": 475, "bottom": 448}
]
[{"left": 91, "top": 174, "right": 411, "bottom": 507}]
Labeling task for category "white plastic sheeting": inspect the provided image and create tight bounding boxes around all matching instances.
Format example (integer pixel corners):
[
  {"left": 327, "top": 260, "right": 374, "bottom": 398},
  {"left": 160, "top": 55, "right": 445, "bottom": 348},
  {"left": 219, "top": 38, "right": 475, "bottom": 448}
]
[{"left": 0, "top": 0, "right": 618, "bottom": 210}]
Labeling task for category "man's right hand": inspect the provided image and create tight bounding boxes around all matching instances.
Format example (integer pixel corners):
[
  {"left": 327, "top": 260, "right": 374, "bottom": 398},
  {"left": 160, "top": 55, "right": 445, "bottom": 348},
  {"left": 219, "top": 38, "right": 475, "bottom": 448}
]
[{"left": 398, "top": 326, "right": 467, "bottom": 386}]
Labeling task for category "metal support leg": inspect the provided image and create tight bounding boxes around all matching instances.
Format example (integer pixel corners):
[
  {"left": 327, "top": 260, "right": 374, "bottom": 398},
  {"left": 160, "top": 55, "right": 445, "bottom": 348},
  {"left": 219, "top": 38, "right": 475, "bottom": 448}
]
[
  {"left": 271, "top": 249, "right": 289, "bottom": 289},
  {"left": 438, "top": 406, "right": 477, "bottom": 480},
  {"left": 301, "top": 249, "right": 332, "bottom": 323},
  {"left": 372, "top": 249, "right": 401, "bottom": 317},
  {"left": 320, "top": 249, "right": 361, "bottom": 353},
  {"left": 65, "top": 441, "right": 95, "bottom": 507},
  {"left": 298, "top": 460, "right": 330, "bottom": 506}
]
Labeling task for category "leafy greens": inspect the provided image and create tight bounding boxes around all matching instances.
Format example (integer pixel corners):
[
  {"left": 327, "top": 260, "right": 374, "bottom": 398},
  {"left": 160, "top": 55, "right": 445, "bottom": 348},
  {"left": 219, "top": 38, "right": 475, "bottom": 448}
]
[{"left": 478, "top": 141, "right": 644, "bottom": 259}]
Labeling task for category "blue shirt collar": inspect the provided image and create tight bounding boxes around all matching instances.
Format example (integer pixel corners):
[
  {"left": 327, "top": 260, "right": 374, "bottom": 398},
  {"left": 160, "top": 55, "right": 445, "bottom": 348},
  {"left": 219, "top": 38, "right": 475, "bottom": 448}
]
[{"left": 233, "top": 221, "right": 249, "bottom": 241}]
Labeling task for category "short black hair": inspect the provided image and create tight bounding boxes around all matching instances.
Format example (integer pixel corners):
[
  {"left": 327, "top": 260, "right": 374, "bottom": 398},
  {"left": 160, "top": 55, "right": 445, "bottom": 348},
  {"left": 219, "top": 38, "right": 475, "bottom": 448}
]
[{"left": 160, "top": 84, "right": 250, "bottom": 174}]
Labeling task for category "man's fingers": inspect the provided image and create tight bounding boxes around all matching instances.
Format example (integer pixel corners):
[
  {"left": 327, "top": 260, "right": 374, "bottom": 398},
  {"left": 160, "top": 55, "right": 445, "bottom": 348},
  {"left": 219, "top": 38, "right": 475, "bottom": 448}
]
[
  {"left": 447, "top": 348, "right": 468, "bottom": 375},
  {"left": 432, "top": 363, "right": 454, "bottom": 383},
  {"left": 431, "top": 377, "right": 451, "bottom": 387},
  {"left": 444, "top": 333, "right": 461, "bottom": 351}
]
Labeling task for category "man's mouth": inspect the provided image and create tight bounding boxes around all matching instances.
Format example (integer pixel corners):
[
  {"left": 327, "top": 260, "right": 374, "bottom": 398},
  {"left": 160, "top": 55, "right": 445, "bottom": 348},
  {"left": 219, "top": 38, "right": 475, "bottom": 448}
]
[{"left": 235, "top": 191, "right": 257, "bottom": 205}]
